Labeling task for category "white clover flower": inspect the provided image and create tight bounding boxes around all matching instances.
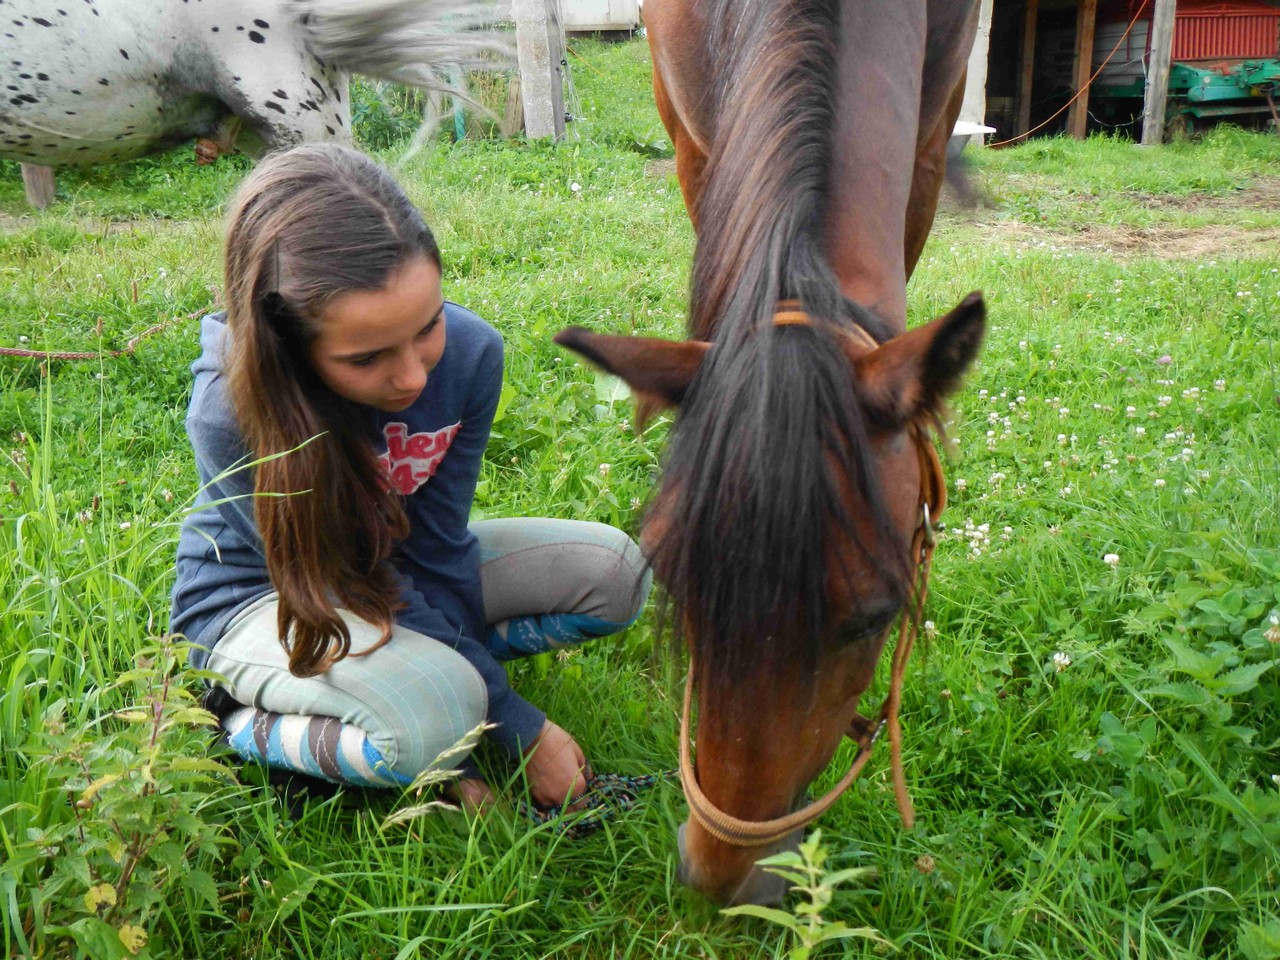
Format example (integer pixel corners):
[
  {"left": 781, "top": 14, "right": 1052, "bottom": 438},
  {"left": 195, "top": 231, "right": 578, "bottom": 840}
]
[
  {"left": 1265, "top": 616, "right": 1280, "bottom": 645},
  {"left": 119, "top": 521, "right": 132, "bottom": 531},
  {"left": 1154, "top": 478, "right": 1166, "bottom": 488},
  {"left": 570, "top": 181, "right": 582, "bottom": 193},
  {"left": 1052, "top": 651, "right": 1072, "bottom": 672},
  {"left": 923, "top": 620, "right": 938, "bottom": 639},
  {"left": 598, "top": 463, "right": 611, "bottom": 478},
  {"left": 1103, "top": 553, "right": 1120, "bottom": 567},
  {"left": 955, "top": 478, "right": 967, "bottom": 491}
]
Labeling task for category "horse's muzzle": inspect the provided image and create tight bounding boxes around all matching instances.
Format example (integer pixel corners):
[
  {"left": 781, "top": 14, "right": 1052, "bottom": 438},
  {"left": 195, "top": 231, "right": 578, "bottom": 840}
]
[{"left": 676, "top": 820, "right": 800, "bottom": 906}]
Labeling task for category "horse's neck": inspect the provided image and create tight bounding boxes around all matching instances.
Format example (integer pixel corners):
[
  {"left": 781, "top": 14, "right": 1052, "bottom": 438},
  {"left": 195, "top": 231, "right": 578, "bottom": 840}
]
[{"left": 823, "top": 0, "right": 977, "bottom": 336}]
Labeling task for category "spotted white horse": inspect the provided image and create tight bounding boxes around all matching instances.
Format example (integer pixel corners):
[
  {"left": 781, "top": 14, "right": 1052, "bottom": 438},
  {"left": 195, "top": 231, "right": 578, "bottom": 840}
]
[{"left": 1, "top": 0, "right": 505, "bottom": 206}]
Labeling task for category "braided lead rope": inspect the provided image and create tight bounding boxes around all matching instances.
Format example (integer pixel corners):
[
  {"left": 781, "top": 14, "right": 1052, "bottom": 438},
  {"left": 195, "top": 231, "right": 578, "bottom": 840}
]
[{"left": 0, "top": 310, "right": 207, "bottom": 361}]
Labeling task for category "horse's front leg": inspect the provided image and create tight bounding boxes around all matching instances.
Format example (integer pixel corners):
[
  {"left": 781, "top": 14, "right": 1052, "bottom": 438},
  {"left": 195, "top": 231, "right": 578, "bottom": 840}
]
[
  {"left": 651, "top": 63, "right": 707, "bottom": 229},
  {"left": 903, "top": 77, "right": 966, "bottom": 281}
]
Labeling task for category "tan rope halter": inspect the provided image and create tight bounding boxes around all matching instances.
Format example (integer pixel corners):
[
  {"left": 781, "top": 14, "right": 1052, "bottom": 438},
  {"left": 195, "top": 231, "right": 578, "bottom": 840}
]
[{"left": 676, "top": 301, "right": 947, "bottom": 849}]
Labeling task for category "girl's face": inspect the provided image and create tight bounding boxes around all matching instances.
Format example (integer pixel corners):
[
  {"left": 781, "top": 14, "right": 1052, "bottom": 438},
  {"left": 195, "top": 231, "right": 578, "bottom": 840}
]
[{"left": 308, "top": 256, "right": 447, "bottom": 413}]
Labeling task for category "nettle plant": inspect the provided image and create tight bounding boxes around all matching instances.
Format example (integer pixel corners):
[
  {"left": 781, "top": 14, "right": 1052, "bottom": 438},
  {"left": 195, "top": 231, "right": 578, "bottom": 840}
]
[
  {"left": 722, "top": 830, "right": 892, "bottom": 960},
  {"left": 1090, "top": 540, "right": 1280, "bottom": 878},
  {"left": 14, "top": 636, "right": 234, "bottom": 959}
]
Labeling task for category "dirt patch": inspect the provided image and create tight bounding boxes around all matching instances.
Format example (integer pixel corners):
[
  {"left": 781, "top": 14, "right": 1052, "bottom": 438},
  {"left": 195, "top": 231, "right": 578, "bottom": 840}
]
[
  {"left": 1126, "top": 176, "right": 1280, "bottom": 212},
  {"left": 0, "top": 212, "right": 37, "bottom": 233},
  {"left": 644, "top": 158, "right": 677, "bottom": 179},
  {"left": 0, "top": 213, "right": 184, "bottom": 235},
  {"left": 948, "top": 175, "right": 1280, "bottom": 259},
  {"left": 986, "top": 219, "right": 1280, "bottom": 260}
]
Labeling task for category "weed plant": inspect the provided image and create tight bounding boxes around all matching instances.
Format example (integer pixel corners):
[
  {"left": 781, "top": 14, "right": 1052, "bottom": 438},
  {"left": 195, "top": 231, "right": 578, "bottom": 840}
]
[{"left": 1, "top": 38, "right": 1279, "bottom": 959}]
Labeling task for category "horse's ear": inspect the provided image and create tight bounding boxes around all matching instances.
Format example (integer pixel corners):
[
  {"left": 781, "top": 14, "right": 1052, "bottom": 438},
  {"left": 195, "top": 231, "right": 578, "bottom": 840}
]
[
  {"left": 554, "top": 327, "right": 711, "bottom": 429},
  {"left": 853, "top": 292, "right": 985, "bottom": 428}
]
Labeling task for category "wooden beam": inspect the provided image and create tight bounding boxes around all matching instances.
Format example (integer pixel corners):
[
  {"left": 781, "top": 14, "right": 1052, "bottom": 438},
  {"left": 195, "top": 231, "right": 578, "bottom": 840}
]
[
  {"left": 501, "top": 75, "right": 525, "bottom": 138},
  {"left": 960, "top": 0, "right": 995, "bottom": 146},
  {"left": 1015, "top": 0, "right": 1040, "bottom": 137},
  {"left": 21, "top": 164, "right": 55, "bottom": 209},
  {"left": 513, "top": 0, "right": 565, "bottom": 140},
  {"left": 1142, "top": 0, "right": 1178, "bottom": 145},
  {"left": 1067, "top": 0, "right": 1098, "bottom": 139}
]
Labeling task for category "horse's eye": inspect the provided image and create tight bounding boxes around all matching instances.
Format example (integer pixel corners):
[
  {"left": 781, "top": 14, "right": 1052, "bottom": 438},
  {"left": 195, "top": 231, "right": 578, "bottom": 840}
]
[{"left": 836, "top": 602, "right": 901, "bottom": 645}]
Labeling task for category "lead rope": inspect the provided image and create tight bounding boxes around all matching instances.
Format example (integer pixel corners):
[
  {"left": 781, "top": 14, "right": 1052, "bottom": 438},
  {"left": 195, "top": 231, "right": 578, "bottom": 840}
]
[
  {"left": 0, "top": 310, "right": 206, "bottom": 361},
  {"left": 885, "top": 507, "right": 936, "bottom": 830}
]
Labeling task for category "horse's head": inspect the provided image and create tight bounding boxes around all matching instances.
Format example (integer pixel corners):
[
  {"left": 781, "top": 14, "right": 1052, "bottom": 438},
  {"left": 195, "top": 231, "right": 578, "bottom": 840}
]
[{"left": 555, "top": 293, "right": 984, "bottom": 905}]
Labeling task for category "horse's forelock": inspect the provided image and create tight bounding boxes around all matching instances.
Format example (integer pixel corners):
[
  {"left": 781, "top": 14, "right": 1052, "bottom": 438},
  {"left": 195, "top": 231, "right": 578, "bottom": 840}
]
[{"left": 649, "top": 0, "right": 909, "bottom": 707}]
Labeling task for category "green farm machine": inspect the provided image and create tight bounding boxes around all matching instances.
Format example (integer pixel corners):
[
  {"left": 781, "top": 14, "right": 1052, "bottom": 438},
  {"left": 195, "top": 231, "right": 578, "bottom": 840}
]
[{"left": 1164, "top": 58, "right": 1280, "bottom": 134}]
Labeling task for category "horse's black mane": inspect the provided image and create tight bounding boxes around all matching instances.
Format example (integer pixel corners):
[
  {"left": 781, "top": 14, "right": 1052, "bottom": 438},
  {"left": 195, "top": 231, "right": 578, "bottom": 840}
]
[{"left": 651, "top": 0, "right": 909, "bottom": 700}]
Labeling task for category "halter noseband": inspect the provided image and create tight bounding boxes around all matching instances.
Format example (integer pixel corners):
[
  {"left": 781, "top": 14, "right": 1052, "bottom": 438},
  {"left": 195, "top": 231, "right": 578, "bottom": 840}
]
[{"left": 677, "top": 301, "right": 947, "bottom": 849}]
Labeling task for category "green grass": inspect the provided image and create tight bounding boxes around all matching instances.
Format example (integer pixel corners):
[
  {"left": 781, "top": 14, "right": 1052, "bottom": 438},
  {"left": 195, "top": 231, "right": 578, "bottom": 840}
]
[{"left": 3, "top": 37, "right": 1279, "bottom": 959}]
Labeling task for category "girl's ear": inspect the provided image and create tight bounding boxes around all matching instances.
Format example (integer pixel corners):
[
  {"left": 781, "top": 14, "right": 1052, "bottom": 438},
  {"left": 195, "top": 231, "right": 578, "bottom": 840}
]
[
  {"left": 554, "top": 327, "right": 711, "bottom": 429},
  {"left": 852, "top": 293, "right": 986, "bottom": 428}
]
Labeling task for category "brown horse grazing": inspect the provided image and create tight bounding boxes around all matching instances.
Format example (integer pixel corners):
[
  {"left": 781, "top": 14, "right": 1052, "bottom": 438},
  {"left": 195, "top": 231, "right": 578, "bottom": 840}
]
[{"left": 555, "top": 0, "right": 985, "bottom": 906}]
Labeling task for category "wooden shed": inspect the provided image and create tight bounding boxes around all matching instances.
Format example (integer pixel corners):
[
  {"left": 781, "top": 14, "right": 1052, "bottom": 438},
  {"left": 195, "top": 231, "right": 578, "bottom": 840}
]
[{"left": 967, "top": 0, "right": 1280, "bottom": 142}]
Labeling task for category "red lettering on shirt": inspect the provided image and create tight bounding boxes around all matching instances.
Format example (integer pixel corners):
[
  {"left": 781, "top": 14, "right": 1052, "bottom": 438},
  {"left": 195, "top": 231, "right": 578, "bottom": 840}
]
[{"left": 379, "top": 421, "right": 461, "bottom": 495}]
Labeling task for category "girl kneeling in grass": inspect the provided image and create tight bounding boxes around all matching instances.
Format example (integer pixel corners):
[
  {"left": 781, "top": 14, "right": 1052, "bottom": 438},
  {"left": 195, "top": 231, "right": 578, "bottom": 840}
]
[{"left": 170, "top": 143, "right": 650, "bottom": 811}]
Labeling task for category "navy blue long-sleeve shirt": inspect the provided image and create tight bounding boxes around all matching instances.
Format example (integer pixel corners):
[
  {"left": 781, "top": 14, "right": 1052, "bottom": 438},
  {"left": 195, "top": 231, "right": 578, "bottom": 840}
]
[{"left": 170, "top": 307, "right": 545, "bottom": 756}]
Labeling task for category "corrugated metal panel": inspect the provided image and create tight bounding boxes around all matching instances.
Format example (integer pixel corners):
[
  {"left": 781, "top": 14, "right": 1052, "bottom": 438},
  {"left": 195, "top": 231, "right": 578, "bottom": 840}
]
[{"left": 1173, "top": 13, "right": 1280, "bottom": 59}]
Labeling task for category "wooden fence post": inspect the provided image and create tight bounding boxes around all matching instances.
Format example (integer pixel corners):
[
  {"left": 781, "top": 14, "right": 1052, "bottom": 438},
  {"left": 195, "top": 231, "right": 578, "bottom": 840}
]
[
  {"left": 1067, "top": 0, "right": 1098, "bottom": 139},
  {"left": 960, "top": 0, "right": 995, "bottom": 146},
  {"left": 1142, "top": 0, "right": 1178, "bottom": 145},
  {"left": 21, "top": 164, "right": 56, "bottom": 209},
  {"left": 512, "top": 0, "right": 565, "bottom": 140},
  {"left": 1014, "top": 0, "right": 1040, "bottom": 137}
]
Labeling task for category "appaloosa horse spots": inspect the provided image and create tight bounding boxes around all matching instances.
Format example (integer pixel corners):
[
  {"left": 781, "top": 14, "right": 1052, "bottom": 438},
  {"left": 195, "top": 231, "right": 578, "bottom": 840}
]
[{"left": 0, "top": 0, "right": 506, "bottom": 168}]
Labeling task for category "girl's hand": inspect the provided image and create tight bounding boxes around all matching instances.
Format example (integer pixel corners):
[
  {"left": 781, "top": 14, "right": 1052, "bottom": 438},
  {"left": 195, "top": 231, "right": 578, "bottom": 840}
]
[
  {"left": 523, "top": 719, "right": 589, "bottom": 809},
  {"left": 444, "top": 777, "right": 496, "bottom": 814}
]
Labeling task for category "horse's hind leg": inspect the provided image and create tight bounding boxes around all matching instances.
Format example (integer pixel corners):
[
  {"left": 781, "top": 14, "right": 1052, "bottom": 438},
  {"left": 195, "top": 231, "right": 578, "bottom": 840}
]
[
  {"left": 21, "top": 165, "right": 56, "bottom": 209},
  {"left": 195, "top": 116, "right": 246, "bottom": 165}
]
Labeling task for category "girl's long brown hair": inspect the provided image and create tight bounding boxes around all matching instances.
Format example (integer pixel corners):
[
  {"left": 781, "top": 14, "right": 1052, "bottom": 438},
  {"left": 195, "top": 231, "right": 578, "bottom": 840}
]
[{"left": 222, "top": 143, "right": 440, "bottom": 677}]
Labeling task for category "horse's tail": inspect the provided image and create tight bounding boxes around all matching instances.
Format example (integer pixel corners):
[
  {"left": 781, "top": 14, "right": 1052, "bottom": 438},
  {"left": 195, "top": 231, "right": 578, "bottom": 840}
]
[
  {"left": 657, "top": 0, "right": 908, "bottom": 688},
  {"left": 292, "top": 0, "right": 511, "bottom": 94}
]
